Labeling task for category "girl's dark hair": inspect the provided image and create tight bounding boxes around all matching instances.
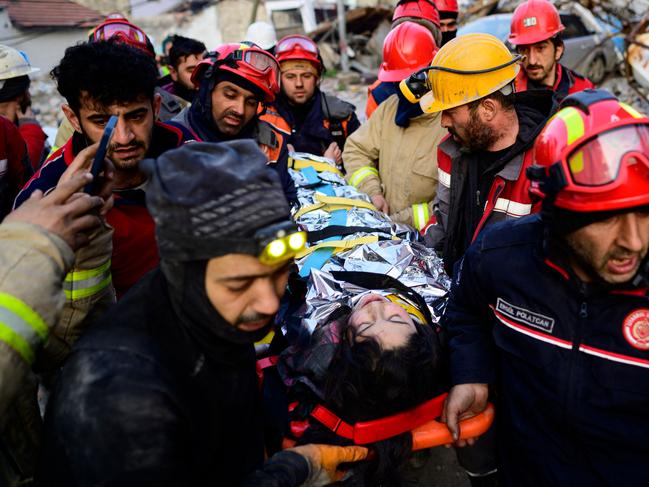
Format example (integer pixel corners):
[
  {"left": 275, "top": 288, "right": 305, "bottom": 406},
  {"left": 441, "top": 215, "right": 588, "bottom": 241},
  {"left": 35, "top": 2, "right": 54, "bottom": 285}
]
[{"left": 296, "top": 312, "right": 447, "bottom": 486}]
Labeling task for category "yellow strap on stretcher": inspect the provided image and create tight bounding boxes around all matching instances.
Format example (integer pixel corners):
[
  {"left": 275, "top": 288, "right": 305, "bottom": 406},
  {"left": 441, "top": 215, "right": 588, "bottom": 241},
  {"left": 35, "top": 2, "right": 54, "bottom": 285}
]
[
  {"left": 289, "top": 157, "right": 343, "bottom": 176},
  {"left": 295, "top": 235, "right": 384, "bottom": 259},
  {"left": 294, "top": 194, "right": 378, "bottom": 219}
]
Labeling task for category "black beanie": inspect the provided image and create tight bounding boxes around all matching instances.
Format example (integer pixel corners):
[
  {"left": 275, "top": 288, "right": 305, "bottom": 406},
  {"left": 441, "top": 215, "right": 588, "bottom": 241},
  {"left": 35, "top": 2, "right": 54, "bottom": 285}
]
[{"left": 141, "top": 140, "right": 291, "bottom": 262}]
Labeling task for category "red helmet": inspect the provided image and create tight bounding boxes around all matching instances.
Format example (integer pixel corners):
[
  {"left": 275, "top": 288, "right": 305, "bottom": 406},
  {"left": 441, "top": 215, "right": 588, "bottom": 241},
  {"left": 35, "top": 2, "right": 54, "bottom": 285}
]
[
  {"left": 508, "top": 0, "right": 564, "bottom": 46},
  {"left": 529, "top": 90, "right": 649, "bottom": 213},
  {"left": 434, "top": 0, "right": 458, "bottom": 14},
  {"left": 190, "top": 43, "right": 280, "bottom": 103},
  {"left": 90, "top": 17, "right": 155, "bottom": 57},
  {"left": 275, "top": 35, "right": 323, "bottom": 73},
  {"left": 393, "top": 0, "right": 440, "bottom": 27},
  {"left": 378, "top": 22, "right": 438, "bottom": 82}
]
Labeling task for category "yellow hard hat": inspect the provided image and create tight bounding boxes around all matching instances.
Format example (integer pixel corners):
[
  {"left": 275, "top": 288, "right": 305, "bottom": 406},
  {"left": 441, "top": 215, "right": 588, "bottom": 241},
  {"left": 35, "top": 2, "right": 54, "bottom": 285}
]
[{"left": 418, "top": 33, "right": 520, "bottom": 113}]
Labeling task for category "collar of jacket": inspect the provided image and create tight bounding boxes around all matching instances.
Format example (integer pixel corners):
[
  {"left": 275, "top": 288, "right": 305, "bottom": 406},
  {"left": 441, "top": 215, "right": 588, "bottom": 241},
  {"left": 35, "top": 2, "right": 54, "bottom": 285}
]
[
  {"left": 276, "top": 89, "right": 332, "bottom": 140},
  {"left": 439, "top": 89, "right": 556, "bottom": 180}
]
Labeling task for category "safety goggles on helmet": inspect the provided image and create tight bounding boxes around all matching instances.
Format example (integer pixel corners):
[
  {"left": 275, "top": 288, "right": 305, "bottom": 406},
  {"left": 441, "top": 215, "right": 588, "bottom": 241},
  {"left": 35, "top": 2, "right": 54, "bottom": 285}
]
[
  {"left": 91, "top": 20, "right": 147, "bottom": 44},
  {"left": 90, "top": 19, "right": 153, "bottom": 56},
  {"left": 566, "top": 124, "right": 649, "bottom": 187},
  {"left": 223, "top": 48, "right": 281, "bottom": 96},
  {"left": 255, "top": 221, "right": 307, "bottom": 266},
  {"left": 275, "top": 35, "right": 319, "bottom": 56}
]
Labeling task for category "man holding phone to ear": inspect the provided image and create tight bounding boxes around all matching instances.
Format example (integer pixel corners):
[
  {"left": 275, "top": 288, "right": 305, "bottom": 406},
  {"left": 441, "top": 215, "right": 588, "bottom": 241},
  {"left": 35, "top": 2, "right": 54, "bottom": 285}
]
[{"left": 15, "top": 40, "right": 194, "bottom": 298}]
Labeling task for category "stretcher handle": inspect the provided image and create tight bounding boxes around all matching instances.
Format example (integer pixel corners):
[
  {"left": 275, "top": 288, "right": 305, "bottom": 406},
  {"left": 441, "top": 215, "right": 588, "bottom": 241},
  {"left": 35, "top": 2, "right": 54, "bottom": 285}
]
[{"left": 411, "top": 403, "right": 495, "bottom": 451}]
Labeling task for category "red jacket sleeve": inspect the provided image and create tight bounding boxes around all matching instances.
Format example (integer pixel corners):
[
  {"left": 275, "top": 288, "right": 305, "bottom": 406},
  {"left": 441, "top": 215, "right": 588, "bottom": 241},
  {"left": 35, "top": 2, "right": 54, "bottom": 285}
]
[{"left": 18, "top": 120, "right": 47, "bottom": 171}]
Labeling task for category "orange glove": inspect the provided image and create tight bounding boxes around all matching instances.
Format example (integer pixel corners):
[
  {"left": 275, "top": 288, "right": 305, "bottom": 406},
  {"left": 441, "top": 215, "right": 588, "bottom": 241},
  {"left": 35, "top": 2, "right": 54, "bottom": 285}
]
[{"left": 288, "top": 443, "right": 369, "bottom": 486}]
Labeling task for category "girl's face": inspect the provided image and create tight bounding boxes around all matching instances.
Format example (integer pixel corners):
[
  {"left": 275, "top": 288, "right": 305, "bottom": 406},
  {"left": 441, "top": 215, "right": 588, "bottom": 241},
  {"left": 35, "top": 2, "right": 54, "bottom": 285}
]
[{"left": 348, "top": 294, "right": 417, "bottom": 350}]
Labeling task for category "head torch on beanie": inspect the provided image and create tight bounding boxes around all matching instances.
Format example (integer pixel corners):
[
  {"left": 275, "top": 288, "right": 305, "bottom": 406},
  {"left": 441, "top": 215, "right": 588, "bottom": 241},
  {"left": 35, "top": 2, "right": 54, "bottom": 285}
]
[{"left": 142, "top": 141, "right": 304, "bottom": 265}]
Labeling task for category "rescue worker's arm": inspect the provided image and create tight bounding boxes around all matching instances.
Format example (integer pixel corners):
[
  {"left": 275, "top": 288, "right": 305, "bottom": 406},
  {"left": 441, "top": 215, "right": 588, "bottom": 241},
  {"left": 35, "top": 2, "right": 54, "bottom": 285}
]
[
  {"left": 36, "top": 144, "right": 116, "bottom": 370},
  {"left": 423, "top": 147, "right": 452, "bottom": 251},
  {"left": 391, "top": 200, "right": 435, "bottom": 233},
  {"left": 50, "top": 115, "right": 75, "bottom": 156},
  {"left": 243, "top": 444, "right": 368, "bottom": 487},
  {"left": 17, "top": 106, "right": 48, "bottom": 171},
  {"left": 440, "top": 238, "right": 496, "bottom": 446},
  {"left": 0, "top": 171, "right": 106, "bottom": 415},
  {"left": 275, "top": 138, "right": 299, "bottom": 207},
  {"left": 341, "top": 105, "right": 384, "bottom": 199}
]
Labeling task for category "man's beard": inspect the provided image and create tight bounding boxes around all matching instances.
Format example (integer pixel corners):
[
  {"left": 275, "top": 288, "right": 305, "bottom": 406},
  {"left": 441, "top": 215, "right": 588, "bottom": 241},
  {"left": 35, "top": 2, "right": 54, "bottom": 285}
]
[
  {"left": 450, "top": 113, "right": 499, "bottom": 152},
  {"left": 565, "top": 233, "right": 642, "bottom": 285},
  {"left": 108, "top": 139, "right": 147, "bottom": 170}
]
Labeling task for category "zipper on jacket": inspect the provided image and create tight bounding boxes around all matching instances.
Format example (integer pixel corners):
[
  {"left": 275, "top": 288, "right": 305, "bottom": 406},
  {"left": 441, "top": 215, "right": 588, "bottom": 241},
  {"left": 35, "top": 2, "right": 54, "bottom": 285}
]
[
  {"left": 476, "top": 189, "right": 481, "bottom": 207},
  {"left": 561, "top": 299, "right": 587, "bottom": 456}
]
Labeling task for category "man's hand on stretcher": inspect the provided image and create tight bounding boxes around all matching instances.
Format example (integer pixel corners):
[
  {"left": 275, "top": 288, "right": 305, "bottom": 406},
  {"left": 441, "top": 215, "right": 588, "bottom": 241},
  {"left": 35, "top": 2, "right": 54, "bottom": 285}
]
[{"left": 441, "top": 383, "right": 490, "bottom": 447}]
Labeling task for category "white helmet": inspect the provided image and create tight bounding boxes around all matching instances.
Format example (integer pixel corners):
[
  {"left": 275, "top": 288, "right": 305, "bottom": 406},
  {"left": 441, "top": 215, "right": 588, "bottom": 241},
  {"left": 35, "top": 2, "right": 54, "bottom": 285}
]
[
  {"left": 244, "top": 21, "right": 278, "bottom": 51},
  {"left": 0, "top": 45, "right": 39, "bottom": 80}
]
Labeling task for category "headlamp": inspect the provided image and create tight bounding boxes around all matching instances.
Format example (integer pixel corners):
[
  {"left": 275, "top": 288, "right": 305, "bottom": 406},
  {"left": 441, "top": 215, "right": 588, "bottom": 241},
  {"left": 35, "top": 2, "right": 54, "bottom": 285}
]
[
  {"left": 398, "top": 55, "right": 523, "bottom": 104},
  {"left": 255, "top": 220, "right": 307, "bottom": 266}
]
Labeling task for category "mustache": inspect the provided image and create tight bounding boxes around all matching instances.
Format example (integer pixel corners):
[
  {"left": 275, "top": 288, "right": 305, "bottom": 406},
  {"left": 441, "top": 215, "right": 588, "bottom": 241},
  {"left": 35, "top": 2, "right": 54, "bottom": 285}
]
[
  {"left": 235, "top": 312, "right": 273, "bottom": 327},
  {"left": 223, "top": 110, "right": 244, "bottom": 123},
  {"left": 109, "top": 140, "right": 145, "bottom": 151},
  {"left": 526, "top": 64, "right": 543, "bottom": 70}
]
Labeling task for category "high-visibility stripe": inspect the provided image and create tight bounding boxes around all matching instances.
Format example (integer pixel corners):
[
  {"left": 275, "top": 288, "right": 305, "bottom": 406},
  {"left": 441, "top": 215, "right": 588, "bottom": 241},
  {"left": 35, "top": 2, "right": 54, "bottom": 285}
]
[
  {"left": 492, "top": 306, "right": 573, "bottom": 350},
  {"left": 349, "top": 166, "right": 379, "bottom": 187},
  {"left": 619, "top": 102, "right": 644, "bottom": 119},
  {"left": 412, "top": 203, "right": 430, "bottom": 231},
  {"left": 438, "top": 167, "right": 451, "bottom": 188},
  {"left": 494, "top": 305, "right": 649, "bottom": 370},
  {"left": 64, "top": 260, "right": 112, "bottom": 300},
  {"left": 289, "top": 157, "right": 343, "bottom": 176},
  {"left": 556, "top": 107, "right": 585, "bottom": 145},
  {"left": 579, "top": 344, "right": 649, "bottom": 370},
  {"left": 493, "top": 198, "right": 532, "bottom": 217},
  {"left": 0, "top": 292, "right": 49, "bottom": 364}
]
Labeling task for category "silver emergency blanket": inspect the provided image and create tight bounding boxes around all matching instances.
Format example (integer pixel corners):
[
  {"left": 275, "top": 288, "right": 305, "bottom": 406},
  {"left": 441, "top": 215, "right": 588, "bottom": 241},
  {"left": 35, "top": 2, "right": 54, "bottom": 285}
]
[{"left": 286, "top": 152, "right": 451, "bottom": 337}]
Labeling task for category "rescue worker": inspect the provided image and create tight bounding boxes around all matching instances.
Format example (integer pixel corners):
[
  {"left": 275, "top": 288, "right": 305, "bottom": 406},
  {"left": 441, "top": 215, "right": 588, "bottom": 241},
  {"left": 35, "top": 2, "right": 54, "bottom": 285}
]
[
  {"left": 509, "top": 0, "right": 593, "bottom": 101},
  {"left": 245, "top": 21, "right": 278, "bottom": 53},
  {"left": 0, "top": 45, "right": 47, "bottom": 170},
  {"left": 436, "top": 0, "right": 460, "bottom": 46},
  {"left": 37, "top": 141, "right": 366, "bottom": 486},
  {"left": 411, "top": 33, "right": 555, "bottom": 274},
  {"left": 160, "top": 35, "right": 206, "bottom": 103},
  {"left": 51, "top": 17, "right": 187, "bottom": 153},
  {"left": 171, "top": 43, "right": 297, "bottom": 204},
  {"left": 443, "top": 89, "right": 649, "bottom": 485},
  {"left": 15, "top": 40, "right": 193, "bottom": 298},
  {"left": 0, "top": 146, "right": 114, "bottom": 486},
  {"left": 366, "top": 0, "right": 442, "bottom": 119},
  {"left": 0, "top": 115, "right": 33, "bottom": 219},
  {"left": 344, "top": 22, "right": 445, "bottom": 230},
  {"left": 262, "top": 35, "right": 360, "bottom": 165}
]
